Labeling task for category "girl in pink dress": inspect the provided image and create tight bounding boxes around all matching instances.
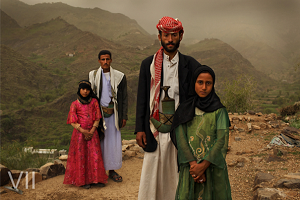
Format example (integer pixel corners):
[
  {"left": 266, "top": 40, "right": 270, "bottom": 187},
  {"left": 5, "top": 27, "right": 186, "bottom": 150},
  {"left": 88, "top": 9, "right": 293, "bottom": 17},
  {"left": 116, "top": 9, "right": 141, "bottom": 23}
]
[{"left": 63, "top": 80, "right": 108, "bottom": 189}]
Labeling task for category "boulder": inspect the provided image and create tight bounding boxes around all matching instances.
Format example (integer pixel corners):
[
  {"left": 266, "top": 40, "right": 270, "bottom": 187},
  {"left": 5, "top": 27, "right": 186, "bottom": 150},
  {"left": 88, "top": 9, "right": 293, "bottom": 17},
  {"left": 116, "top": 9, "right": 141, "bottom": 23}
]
[
  {"left": 122, "top": 139, "right": 136, "bottom": 145},
  {"left": 247, "top": 123, "right": 252, "bottom": 131},
  {"left": 254, "top": 172, "right": 275, "bottom": 185},
  {"left": 0, "top": 164, "right": 10, "bottom": 186},
  {"left": 253, "top": 188, "right": 285, "bottom": 200},
  {"left": 252, "top": 125, "right": 261, "bottom": 130},
  {"left": 122, "top": 145, "right": 129, "bottom": 152},
  {"left": 59, "top": 155, "right": 68, "bottom": 161},
  {"left": 284, "top": 173, "right": 300, "bottom": 179},
  {"left": 39, "top": 163, "right": 65, "bottom": 178}
]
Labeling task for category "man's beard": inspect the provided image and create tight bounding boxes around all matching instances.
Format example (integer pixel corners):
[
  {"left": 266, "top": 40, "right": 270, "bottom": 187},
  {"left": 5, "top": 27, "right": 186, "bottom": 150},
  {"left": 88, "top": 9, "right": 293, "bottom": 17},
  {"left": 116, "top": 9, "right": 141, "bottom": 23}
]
[{"left": 161, "top": 40, "right": 180, "bottom": 53}]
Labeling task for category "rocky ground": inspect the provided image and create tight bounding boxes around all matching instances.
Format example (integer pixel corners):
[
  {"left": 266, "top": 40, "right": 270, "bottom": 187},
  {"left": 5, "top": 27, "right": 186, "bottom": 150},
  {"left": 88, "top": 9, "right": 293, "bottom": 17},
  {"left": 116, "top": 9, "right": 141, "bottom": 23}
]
[{"left": 1, "top": 112, "right": 300, "bottom": 200}]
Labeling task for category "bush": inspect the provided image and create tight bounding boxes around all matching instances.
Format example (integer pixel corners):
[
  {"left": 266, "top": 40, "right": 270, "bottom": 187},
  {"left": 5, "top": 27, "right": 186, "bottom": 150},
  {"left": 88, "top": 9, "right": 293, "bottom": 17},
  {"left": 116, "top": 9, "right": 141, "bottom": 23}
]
[
  {"left": 219, "top": 75, "right": 256, "bottom": 113},
  {"left": 0, "top": 141, "right": 49, "bottom": 170},
  {"left": 279, "top": 102, "right": 300, "bottom": 116}
]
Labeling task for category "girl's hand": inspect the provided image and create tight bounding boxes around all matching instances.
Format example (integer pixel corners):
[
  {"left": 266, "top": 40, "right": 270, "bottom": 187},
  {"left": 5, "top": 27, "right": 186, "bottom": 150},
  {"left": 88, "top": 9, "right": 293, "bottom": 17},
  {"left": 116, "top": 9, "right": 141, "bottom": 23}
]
[
  {"left": 189, "top": 160, "right": 211, "bottom": 182},
  {"left": 194, "top": 173, "right": 206, "bottom": 183}
]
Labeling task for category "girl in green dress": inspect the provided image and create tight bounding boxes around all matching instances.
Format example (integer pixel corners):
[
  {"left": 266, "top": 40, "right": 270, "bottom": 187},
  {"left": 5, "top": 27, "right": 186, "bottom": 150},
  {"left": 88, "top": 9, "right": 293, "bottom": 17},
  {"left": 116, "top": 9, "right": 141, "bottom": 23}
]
[{"left": 171, "top": 65, "right": 232, "bottom": 200}]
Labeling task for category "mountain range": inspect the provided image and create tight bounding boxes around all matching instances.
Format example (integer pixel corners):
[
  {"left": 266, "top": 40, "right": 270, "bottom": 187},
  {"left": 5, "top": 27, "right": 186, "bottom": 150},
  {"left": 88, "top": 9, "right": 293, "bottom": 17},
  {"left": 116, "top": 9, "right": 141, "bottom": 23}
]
[{"left": 0, "top": 0, "right": 298, "bottom": 147}]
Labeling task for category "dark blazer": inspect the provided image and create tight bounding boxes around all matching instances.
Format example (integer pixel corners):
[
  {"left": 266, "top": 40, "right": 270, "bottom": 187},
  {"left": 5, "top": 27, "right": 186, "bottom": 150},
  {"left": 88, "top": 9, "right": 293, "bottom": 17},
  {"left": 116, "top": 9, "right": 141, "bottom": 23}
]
[{"left": 135, "top": 51, "right": 201, "bottom": 152}]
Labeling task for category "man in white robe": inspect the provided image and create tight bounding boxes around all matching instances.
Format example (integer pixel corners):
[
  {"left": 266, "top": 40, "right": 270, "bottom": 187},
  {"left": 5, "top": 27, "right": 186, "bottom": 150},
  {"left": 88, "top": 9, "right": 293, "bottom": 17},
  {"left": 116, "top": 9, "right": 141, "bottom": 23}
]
[
  {"left": 135, "top": 17, "right": 201, "bottom": 200},
  {"left": 89, "top": 50, "right": 128, "bottom": 182}
]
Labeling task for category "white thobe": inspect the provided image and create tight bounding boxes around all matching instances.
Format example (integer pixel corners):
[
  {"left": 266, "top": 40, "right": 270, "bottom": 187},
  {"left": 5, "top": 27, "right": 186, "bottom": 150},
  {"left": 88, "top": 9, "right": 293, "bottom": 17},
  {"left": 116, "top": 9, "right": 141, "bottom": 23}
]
[
  {"left": 138, "top": 52, "right": 179, "bottom": 200},
  {"left": 100, "top": 71, "right": 122, "bottom": 170}
]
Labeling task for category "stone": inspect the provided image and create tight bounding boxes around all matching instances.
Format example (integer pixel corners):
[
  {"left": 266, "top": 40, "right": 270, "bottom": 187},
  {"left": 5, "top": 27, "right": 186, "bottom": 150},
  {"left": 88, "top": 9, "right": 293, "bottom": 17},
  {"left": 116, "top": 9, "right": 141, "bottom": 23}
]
[
  {"left": 252, "top": 125, "right": 261, "bottom": 130},
  {"left": 130, "top": 145, "right": 144, "bottom": 153},
  {"left": 10, "top": 170, "right": 26, "bottom": 179},
  {"left": 254, "top": 172, "right": 275, "bottom": 185},
  {"left": 273, "top": 148, "right": 287, "bottom": 156},
  {"left": 253, "top": 188, "right": 285, "bottom": 200},
  {"left": 264, "top": 117, "right": 272, "bottom": 122},
  {"left": 0, "top": 164, "right": 10, "bottom": 186},
  {"left": 247, "top": 123, "right": 252, "bottom": 131},
  {"left": 122, "top": 139, "right": 136, "bottom": 145},
  {"left": 21, "top": 172, "right": 43, "bottom": 186},
  {"left": 123, "top": 150, "right": 136, "bottom": 159},
  {"left": 53, "top": 159, "right": 63, "bottom": 165},
  {"left": 282, "top": 126, "right": 300, "bottom": 135},
  {"left": 266, "top": 155, "right": 286, "bottom": 162},
  {"left": 247, "top": 117, "right": 251, "bottom": 122},
  {"left": 252, "top": 157, "right": 263, "bottom": 163},
  {"left": 283, "top": 179, "right": 300, "bottom": 189},
  {"left": 122, "top": 145, "right": 129, "bottom": 151},
  {"left": 233, "top": 113, "right": 239, "bottom": 115},
  {"left": 227, "top": 160, "right": 237, "bottom": 167},
  {"left": 248, "top": 110, "right": 256, "bottom": 115},
  {"left": 285, "top": 116, "right": 290, "bottom": 121},
  {"left": 59, "top": 155, "right": 68, "bottom": 161},
  {"left": 232, "top": 119, "right": 239, "bottom": 124},
  {"left": 257, "top": 112, "right": 263, "bottom": 116},
  {"left": 274, "top": 179, "right": 290, "bottom": 188},
  {"left": 260, "top": 123, "right": 267, "bottom": 129},
  {"left": 39, "top": 163, "right": 65, "bottom": 178},
  {"left": 237, "top": 157, "right": 251, "bottom": 163},
  {"left": 236, "top": 162, "right": 244, "bottom": 167},
  {"left": 267, "top": 125, "right": 272, "bottom": 129},
  {"left": 284, "top": 173, "right": 300, "bottom": 179},
  {"left": 235, "top": 137, "right": 241, "bottom": 141},
  {"left": 237, "top": 128, "right": 245, "bottom": 132}
]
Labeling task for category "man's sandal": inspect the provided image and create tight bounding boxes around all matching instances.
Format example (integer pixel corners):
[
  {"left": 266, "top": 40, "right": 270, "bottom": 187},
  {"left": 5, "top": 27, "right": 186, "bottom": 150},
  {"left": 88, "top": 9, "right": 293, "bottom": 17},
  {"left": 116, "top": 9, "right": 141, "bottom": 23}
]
[{"left": 109, "top": 171, "right": 123, "bottom": 182}]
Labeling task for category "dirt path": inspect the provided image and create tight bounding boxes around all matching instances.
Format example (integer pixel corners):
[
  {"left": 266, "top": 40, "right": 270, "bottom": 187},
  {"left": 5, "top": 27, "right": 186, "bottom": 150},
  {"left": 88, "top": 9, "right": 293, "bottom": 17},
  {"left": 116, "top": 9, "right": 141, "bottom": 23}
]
[
  {"left": 1, "top": 158, "right": 143, "bottom": 200},
  {"left": 1, "top": 115, "right": 300, "bottom": 199}
]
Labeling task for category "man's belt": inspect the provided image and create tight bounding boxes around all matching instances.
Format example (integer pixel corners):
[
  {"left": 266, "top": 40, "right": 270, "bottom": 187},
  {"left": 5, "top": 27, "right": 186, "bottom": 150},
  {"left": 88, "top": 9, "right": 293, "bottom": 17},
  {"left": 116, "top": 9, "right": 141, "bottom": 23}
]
[{"left": 102, "top": 106, "right": 114, "bottom": 115}]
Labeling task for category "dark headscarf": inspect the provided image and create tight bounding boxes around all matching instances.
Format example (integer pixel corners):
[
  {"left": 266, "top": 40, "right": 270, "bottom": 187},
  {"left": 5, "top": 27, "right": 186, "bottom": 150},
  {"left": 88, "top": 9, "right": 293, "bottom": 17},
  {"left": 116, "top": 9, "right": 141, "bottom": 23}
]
[
  {"left": 170, "top": 65, "right": 226, "bottom": 147},
  {"left": 77, "top": 80, "right": 97, "bottom": 104}
]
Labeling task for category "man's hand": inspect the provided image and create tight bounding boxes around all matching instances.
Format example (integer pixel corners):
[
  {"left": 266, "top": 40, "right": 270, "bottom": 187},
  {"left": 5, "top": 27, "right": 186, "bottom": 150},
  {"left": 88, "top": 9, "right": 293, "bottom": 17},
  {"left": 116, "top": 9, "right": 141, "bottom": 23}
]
[
  {"left": 136, "top": 131, "right": 147, "bottom": 148},
  {"left": 121, "top": 119, "right": 127, "bottom": 128}
]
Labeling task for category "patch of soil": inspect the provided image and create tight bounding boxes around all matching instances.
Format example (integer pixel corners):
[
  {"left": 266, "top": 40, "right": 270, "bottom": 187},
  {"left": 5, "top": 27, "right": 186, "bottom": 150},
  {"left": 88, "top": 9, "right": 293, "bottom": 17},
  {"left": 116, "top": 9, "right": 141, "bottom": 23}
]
[{"left": 1, "top": 114, "right": 300, "bottom": 199}]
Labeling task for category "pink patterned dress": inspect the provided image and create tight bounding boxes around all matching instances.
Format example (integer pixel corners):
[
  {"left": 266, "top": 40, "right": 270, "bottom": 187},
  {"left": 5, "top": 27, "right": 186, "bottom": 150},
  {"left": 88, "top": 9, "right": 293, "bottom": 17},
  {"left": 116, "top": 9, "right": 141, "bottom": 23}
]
[{"left": 63, "top": 98, "right": 108, "bottom": 186}]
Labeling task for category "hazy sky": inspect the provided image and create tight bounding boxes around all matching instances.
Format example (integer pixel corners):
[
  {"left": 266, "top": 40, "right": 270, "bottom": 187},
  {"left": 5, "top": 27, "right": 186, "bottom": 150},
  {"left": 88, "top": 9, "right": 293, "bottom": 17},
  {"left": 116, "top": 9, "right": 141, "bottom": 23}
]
[{"left": 19, "top": 0, "right": 300, "bottom": 43}]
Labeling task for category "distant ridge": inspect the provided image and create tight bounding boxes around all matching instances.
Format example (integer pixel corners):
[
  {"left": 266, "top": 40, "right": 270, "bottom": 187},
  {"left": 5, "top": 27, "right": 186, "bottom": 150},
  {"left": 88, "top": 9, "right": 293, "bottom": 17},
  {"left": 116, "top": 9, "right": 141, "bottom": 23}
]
[{"left": 1, "top": 0, "right": 153, "bottom": 48}]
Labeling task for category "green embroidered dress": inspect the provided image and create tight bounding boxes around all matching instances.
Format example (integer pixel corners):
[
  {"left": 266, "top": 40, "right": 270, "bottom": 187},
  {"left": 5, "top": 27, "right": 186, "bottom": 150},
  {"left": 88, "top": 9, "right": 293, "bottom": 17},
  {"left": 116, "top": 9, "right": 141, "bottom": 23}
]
[{"left": 175, "top": 107, "right": 232, "bottom": 200}]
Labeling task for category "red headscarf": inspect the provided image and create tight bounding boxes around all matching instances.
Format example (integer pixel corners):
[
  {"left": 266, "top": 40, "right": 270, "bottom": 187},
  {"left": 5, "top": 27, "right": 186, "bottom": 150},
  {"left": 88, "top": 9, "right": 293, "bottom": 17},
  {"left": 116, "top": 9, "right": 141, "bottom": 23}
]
[{"left": 156, "top": 16, "right": 184, "bottom": 34}]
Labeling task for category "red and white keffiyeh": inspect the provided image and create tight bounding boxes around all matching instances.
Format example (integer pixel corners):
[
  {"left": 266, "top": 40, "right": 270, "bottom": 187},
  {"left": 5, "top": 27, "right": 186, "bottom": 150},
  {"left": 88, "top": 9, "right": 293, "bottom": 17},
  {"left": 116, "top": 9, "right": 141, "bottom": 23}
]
[
  {"left": 149, "top": 17, "right": 184, "bottom": 138},
  {"left": 149, "top": 47, "right": 164, "bottom": 138},
  {"left": 156, "top": 16, "right": 184, "bottom": 34}
]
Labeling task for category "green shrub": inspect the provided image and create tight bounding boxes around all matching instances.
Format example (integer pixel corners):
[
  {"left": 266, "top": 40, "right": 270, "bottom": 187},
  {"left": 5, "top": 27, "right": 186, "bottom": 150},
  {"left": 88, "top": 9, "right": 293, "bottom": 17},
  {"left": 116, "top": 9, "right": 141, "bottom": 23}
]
[
  {"left": 0, "top": 141, "right": 48, "bottom": 170},
  {"left": 219, "top": 75, "right": 256, "bottom": 113}
]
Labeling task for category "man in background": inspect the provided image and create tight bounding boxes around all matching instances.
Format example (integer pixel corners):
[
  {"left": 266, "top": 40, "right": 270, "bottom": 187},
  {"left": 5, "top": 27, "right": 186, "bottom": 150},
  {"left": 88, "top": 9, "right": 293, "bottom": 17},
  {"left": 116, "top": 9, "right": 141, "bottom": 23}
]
[{"left": 89, "top": 50, "right": 128, "bottom": 182}]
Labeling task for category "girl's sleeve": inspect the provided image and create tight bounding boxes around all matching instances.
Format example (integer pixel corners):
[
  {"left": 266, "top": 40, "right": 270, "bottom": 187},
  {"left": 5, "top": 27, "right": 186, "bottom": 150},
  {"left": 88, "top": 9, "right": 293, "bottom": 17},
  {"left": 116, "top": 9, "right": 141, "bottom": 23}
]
[
  {"left": 93, "top": 99, "right": 102, "bottom": 121},
  {"left": 176, "top": 124, "right": 196, "bottom": 165},
  {"left": 201, "top": 108, "right": 230, "bottom": 168},
  {"left": 67, "top": 102, "right": 78, "bottom": 124}
]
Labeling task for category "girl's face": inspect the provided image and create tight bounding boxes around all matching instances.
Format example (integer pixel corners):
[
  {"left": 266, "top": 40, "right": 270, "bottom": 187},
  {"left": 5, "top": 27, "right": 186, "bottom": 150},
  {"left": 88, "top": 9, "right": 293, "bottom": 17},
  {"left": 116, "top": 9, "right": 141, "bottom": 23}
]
[
  {"left": 80, "top": 88, "right": 90, "bottom": 97},
  {"left": 195, "top": 72, "right": 213, "bottom": 98}
]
